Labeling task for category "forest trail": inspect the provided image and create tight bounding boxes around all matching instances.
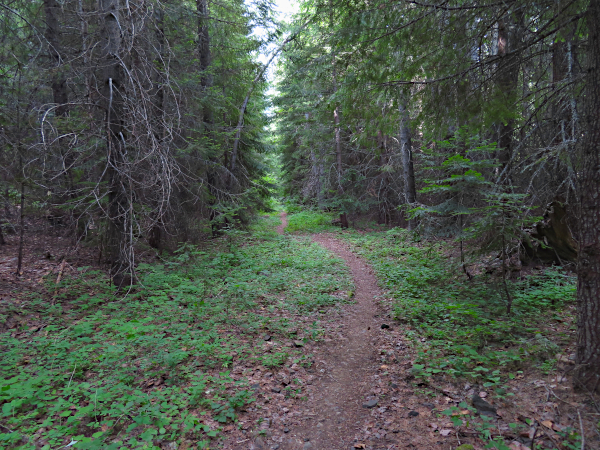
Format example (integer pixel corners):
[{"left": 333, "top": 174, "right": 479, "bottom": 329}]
[
  {"left": 281, "top": 234, "right": 384, "bottom": 449},
  {"left": 270, "top": 212, "right": 422, "bottom": 450},
  {"left": 277, "top": 212, "right": 289, "bottom": 235}
]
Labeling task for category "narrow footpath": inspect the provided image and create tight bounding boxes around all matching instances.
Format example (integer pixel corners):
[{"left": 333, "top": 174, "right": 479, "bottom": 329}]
[
  {"left": 282, "top": 233, "right": 384, "bottom": 449},
  {"left": 268, "top": 212, "right": 442, "bottom": 450}
]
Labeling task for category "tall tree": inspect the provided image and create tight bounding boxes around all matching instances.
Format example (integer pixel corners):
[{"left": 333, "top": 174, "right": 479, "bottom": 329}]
[
  {"left": 43, "top": 0, "right": 68, "bottom": 117},
  {"left": 575, "top": 0, "right": 600, "bottom": 393},
  {"left": 333, "top": 57, "right": 348, "bottom": 228},
  {"left": 198, "top": 0, "right": 212, "bottom": 126},
  {"left": 98, "top": 0, "right": 132, "bottom": 281},
  {"left": 399, "top": 100, "right": 417, "bottom": 230},
  {"left": 495, "top": 11, "right": 521, "bottom": 181}
]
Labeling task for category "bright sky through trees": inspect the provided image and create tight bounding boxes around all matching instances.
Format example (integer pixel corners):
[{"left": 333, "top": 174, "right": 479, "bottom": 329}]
[
  {"left": 250, "top": 0, "right": 298, "bottom": 99},
  {"left": 275, "top": 0, "right": 299, "bottom": 18}
]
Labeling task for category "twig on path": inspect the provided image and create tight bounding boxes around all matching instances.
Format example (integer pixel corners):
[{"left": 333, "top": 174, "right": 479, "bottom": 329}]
[
  {"left": 52, "top": 259, "right": 66, "bottom": 305},
  {"left": 0, "top": 423, "right": 14, "bottom": 433},
  {"left": 530, "top": 423, "right": 538, "bottom": 449},
  {"left": 421, "top": 382, "right": 460, "bottom": 401},
  {"left": 578, "top": 410, "right": 585, "bottom": 450},
  {"left": 55, "top": 259, "right": 66, "bottom": 283},
  {"left": 547, "top": 388, "right": 579, "bottom": 408},
  {"left": 67, "top": 364, "right": 77, "bottom": 389}
]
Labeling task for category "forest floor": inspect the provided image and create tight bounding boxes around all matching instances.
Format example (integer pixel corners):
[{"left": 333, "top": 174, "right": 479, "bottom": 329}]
[
  {"left": 1, "top": 212, "right": 599, "bottom": 450},
  {"left": 231, "top": 212, "right": 599, "bottom": 450},
  {"left": 256, "top": 212, "right": 450, "bottom": 449}
]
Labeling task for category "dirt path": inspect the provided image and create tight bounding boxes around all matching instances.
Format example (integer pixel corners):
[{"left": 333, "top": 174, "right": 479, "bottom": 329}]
[
  {"left": 278, "top": 234, "right": 386, "bottom": 450},
  {"left": 254, "top": 213, "right": 446, "bottom": 450},
  {"left": 277, "top": 212, "right": 288, "bottom": 235},
  {"left": 241, "top": 214, "right": 595, "bottom": 450}
]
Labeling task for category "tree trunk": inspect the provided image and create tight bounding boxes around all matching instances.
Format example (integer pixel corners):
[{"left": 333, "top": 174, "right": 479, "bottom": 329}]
[
  {"left": 575, "top": 0, "right": 600, "bottom": 393},
  {"left": 334, "top": 104, "right": 347, "bottom": 228},
  {"left": 43, "top": 0, "right": 68, "bottom": 117},
  {"left": 399, "top": 102, "right": 417, "bottom": 230},
  {"left": 44, "top": 0, "right": 75, "bottom": 202},
  {"left": 154, "top": 6, "right": 165, "bottom": 134},
  {"left": 16, "top": 179, "right": 25, "bottom": 276},
  {"left": 495, "top": 12, "right": 521, "bottom": 181},
  {"left": 98, "top": 0, "right": 131, "bottom": 280},
  {"left": 302, "top": 113, "right": 324, "bottom": 206},
  {"left": 198, "top": 0, "right": 213, "bottom": 126},
  {"left": 332, "top": 51, "right": 348, "bottom": 228},
  {"left": 196, "top": 0, "right": 223, "bottom": 236},
  {"left": 148, "top": 5, "right": 165, "bottom": 250},
  {"left": 3, "top": 185, "right": 10, "bottom": 218},
  {"left": 377, "top": 130, "right": 390, "bottom": 225},
  {"left": 78, "top": 0, "right": 92, "bottom": 104},
  {"left": 318, "top": 146, "right": 325, "bottom": 209},
  {"left": 0, "top": 181, "right": 5, "bottom": 244},
  {"left": 551, "top": 15, "right": 578, "bottom": 147}
]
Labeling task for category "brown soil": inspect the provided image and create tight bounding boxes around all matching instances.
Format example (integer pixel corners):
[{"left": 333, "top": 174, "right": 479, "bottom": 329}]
[
  {"left": 0, "top": 219, "right": 100, "bottom": 332},
  {"left": 278, "top": 233, "right": 399, "bottom": 449},
  {"left": 252, "top": 211, "right": 446, "bottom": 449},
  {"left": 277, "top": 212, "right": 288, "bottom": 235},
  {"left": 237, "top": 213, "right": 600, "bottom": 450},
  {"left": 5, "top": 213, "right": 597, "bottom": 450}
]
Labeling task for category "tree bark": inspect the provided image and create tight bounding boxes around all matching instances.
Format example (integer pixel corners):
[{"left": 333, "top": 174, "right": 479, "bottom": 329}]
[
  {"left": 3, "top": 184, "right": 10, "bottom": 219},
  {"left": 154, "top": 6, "right": 165, "bottom": 134},
  {"left": 334, "top": 103, "right": 347, "bottom": 228},
  {"left": 495, "top": 12, "right": 521, "bottom": 181},
  {"left": 575, "top": 0, "right": 600, "bottom": 393},
  {"left": 551, "top": 15, "right": 578, "bottom": 147},
  {"left": 198, "top": 0, "right": 213, "bottom": 126},
  {"left": 377, "top": 130, "right": 390, "bottom": 225},
  {"left": 98, "top": 0, "right": 131, "bottom": 280},
  {"left": 148, "top": 5, "right": 166, "bottom": 250},
  {"left": 332, "top": 48, "right": 348, "bottom": 229},
  {"left": 399, "top": 102, "right": 417, "bottom": 230},
  {"left": 302, "top": 113, "right": 324, "bottom": 206},
  {"left": 44, "top": 0, "right": 75, "bottom": 201},
  {"left": 43, "top": 0, "right": 68, "bottom": 117},
  {"left": 195, "top": 0, "right": 224, "bottom": 236},
  {"left": 16, "top": 178, "right": 25, "bottom": 276}
]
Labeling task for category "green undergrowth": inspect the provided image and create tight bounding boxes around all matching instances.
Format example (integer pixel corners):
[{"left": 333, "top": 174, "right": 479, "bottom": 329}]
[
  {"left": 342, "top": 228, "right": 576, "bottom": 387},
  {"left": 0, "top": 225, "right": 352, "bottom": 449},
  {"left": 252, "top": 212, "right": 282, "bottom": 239},
  {"left": 285, "top": 210, "right": 337, "bottom": 233}
]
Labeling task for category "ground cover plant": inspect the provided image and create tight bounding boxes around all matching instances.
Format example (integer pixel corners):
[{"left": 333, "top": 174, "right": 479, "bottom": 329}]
[
  {"left": 284, "top": 211, "right": 337, "bottom": 234},
  {"left": 341, "top": 229, "right": 586, "bottom": 448},
  {"left": 0, "top": 218, "right": 352, "bottom": 450},
  {"left": 343, "top": 228, "right": 576, "bottom": 382}
]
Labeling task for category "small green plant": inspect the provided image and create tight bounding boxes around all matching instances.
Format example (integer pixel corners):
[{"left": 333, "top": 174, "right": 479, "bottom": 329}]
[
  {"left": 261, "top": 352, "right": 289, "bottom": 368},
  {"left": 555, "top": 427, "right": 583, "bottom": 450},
  {"left": 0, "top": 223, "right": 352, "bottom": 449},
  {"left": 341, "top": 230, "right": 576, "bottom": 390},
  {"left": 411, "top": 129, "right": 541, "bottom": 311},
  {"left": 286, "top": 211, "right": 336, "bottom": 233}
]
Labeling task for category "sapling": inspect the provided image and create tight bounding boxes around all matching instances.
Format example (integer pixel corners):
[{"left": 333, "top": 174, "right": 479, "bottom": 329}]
[
  {"left": 410, "top": 129, "right": 541, "bottom": 313},
  {"left": 469, "top": 192, "right": 540, "bottom": 313}
]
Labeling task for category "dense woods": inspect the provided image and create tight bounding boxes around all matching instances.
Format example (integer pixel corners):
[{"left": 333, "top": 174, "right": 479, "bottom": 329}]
[
  {"left": 1, "top": 0, "right": 275, "bottom": 279},
  {"left": 1, "top": 0, "right": 600, "bottom": 448},
  {"left": 274, "top": 0, "right": 598, "bottom": 391}
]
